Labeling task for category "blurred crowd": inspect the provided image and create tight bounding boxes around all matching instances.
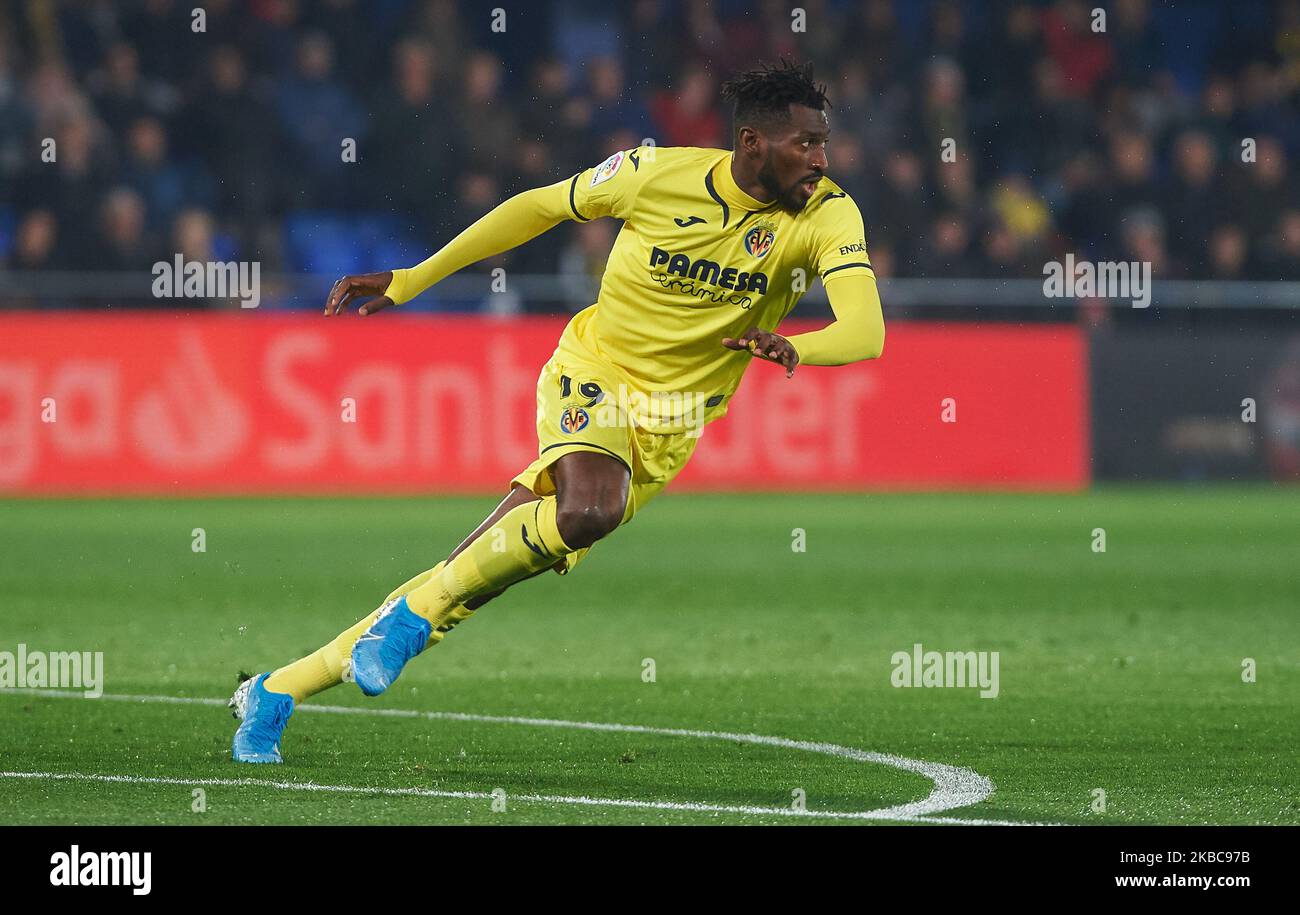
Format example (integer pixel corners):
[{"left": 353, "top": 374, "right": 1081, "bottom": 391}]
[{"left": 1, "top": 0, "right": 1299, "bottom": 312}]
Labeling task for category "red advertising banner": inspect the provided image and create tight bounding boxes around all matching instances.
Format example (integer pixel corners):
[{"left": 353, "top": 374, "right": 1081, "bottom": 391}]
[{"left": 0, "top": 314, "right": 1088, "bottom": 493}]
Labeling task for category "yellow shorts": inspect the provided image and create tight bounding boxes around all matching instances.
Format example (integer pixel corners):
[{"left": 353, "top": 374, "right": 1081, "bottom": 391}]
[{"left": 511, "top": 353, "right": 699, "bottom": 574}]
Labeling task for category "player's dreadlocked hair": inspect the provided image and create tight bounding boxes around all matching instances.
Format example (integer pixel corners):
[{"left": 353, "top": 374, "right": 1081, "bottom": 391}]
[{"left": 720, "top": 60, "right": 830, "bottom": 139}]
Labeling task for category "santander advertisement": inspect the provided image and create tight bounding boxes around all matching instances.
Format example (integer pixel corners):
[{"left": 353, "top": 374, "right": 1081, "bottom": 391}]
[{"left": 0, "top": 314, "right": 1088, "bottom": 493}]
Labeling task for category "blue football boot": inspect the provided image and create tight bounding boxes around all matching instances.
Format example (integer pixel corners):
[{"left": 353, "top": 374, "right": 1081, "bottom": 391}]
[
  {"left": 229, "top": 673, "right": 294, "bottom": 763},
  {"left": 348, "top": 596, "right": 432, "bottom": 697}
]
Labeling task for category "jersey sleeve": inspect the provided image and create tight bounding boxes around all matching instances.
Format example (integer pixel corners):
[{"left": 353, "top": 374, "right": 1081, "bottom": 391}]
[
  {"left": 559, "top": 148, "right": 651, "bottom": 223},
  {"left": 809, "top": 192, "right": 874, "bottom": 282}
]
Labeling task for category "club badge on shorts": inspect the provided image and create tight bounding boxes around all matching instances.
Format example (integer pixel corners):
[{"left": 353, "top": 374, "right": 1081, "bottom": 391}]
[{"left": 560, "top": 407, "right": 590, "bottom": 434}]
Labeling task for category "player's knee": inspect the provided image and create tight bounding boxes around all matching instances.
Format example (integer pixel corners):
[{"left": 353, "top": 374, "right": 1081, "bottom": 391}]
[{"left": 556, "top": 499, "right": 623, "bottom": 549}]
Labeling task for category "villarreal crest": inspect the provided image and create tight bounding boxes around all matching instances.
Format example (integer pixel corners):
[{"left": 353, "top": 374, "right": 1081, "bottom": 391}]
[
  {"left": 744, "top": 219, "right": 778, "bottom": 258},
  {"left": 560, "top": 407, "right": 590, "bottom": 434}
]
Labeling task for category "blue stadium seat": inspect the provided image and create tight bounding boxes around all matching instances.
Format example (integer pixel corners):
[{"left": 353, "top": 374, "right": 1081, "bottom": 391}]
[
  {"left": 284, "top": 212, "right": 368, "bottom": 276},
  {"left": 0, "top": 207, "right": 15, "bottom": 260}
]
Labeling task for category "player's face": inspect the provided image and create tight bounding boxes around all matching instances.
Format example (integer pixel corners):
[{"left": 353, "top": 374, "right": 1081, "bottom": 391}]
[{"left": 757, "top": 105, "right": 830, "bottom": 212}]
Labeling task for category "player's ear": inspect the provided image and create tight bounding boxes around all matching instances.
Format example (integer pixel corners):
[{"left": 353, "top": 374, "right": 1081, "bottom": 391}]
[{"left": 736, "top": 126, "right": 760, "bottom": 156}]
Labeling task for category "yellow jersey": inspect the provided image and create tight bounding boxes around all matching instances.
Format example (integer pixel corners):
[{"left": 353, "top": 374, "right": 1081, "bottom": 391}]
[{"left": 550, "top": 145, "right": 873, "bottom": 433}]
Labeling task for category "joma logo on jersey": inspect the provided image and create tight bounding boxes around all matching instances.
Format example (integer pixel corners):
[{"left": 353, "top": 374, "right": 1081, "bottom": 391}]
[
  {"left": 560, "top": 407, "right": 589, "bottom": 434},
  {"left": 648, "top": 247, "right": 769, "bottom": 294},
  {"left": 744, "top": 220, "right": 777, "bottom": 258}
]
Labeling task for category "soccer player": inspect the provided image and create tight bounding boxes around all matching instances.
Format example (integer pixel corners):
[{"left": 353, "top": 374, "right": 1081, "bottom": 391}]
[{"left": 231, "top": 60, "right": 884, "bottom": 763}]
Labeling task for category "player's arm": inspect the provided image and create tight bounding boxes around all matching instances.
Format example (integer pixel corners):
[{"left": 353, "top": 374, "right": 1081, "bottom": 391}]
[
  {"left": 324, "top": 182, "right": 573, "bottom": 315},
  {"left": 784, "top": 273, "right": 885, "bottom": 365},
  {"left": 774, "top": 190, "right": 884, "bottom": 368},
  {"left": 325, "top": 149, "right": 645, "bottom": 316},
  {"left": 722, "top": 274, "right": 884, "bottom": 375},
  {"left": 723, "top": 190, "right": 884, "bottom": 375}
]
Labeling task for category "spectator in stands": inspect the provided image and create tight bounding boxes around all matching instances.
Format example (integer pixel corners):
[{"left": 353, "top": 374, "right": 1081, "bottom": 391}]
[
  {"left": 935, "top": 154, "right": 981, "bottom": 224},
  {"left": 925, "top": 0, "right": 979, "bottom": 81},
  {"left": 1259, "top": 210, "right": 1300, "bottom": 280},
  {"left": 25, "top": 61, "right": 94, "bottom": 136},
  {"left": 6, "top": 209, "right": 61, "bottom": 271},
  {"left": 1101, "top": 132, "right": 1162, "bottom": 256},
  {"left": 1118, "top": 207, "right": 1177, "bottom": 278},
  {"left": 623, "top": 0, "right": 684, "bottom": 90},
  {"left": 519, "top": 57, "right": 575, "bottom": 152},
  {"left": 977, "top": 2, "right": 1044, "bottom": 111},
  {"left": 0, "top": 42, "right": 33, "bottom": 199},
  {"left": 989, "top": 174, "right": 1051, "bottom": 248},
  {"left": 172, "top": 208, "right": 218, "bottom": 265},
  {"left": 275, "top": 31, "right": 365, "bottom": 203},
  {"left": 1111, "top": 0, "right": 1164, "bottom": 88},
  {"left": 841, "top": 0, "right": 907, "bottom": 87},
  {"left": 559, "top": 220, "right": 617, "bottom": 312},
  {"left": 1194, "top": 74, "right": 1245, "bottom": 156},
  {"left": 406, "top": 0, "right": 469, "bottom": 92},
  {"left": 20, "top": 114, "right": 111, "bottom": 250},
  {"left": 586, "top": 56, "right": 654, "bottom": 145},
  {"left": 172, "top": 46, "right": 280, "bottom": 248},
  {"left": 88, "top": 187, "right": 160, "bottom": 274},
  {"left": 120, "top": 0, "right": 201, "bottom": 84},
  {"left": 451, "top": 51, "right": 519, "bottom": 179},
  {"left": 1041, "top": 0, "right": 1114, "bottom": 98},
  {"left": 1238, "top": 62, "right": 1298, "bottom": 152},
  {"left": 1161, "top": 130, "right": 1225, "bottom": 267},
  {"left": 1225, "top": 136, "right": 1292, "bottom": 247},
  {"left": 650, "top": 65, "right": 725, "bottom": 149},
  {"left": 979, "top": 219, "right": 1036, "bottom": 278},
  {"left": 169, "top": 208, "right": 221, "bottom": 309},
  {"left": 1207, "top": 224, "right": 1252, "bottom": 279},
  {"left": 367, "top": 38, "right": 456, "bottom": 232},
  {"left": 824, "top": 131, "right": 869, "bottom": 209},
  {"left": 2, "top": 209, "right": 64, "bottom": 309},
  {"left": 120, "top": 116, "right": 215, "bottom": 235},
  {"left": 86, "top": 42, "right": 173, "bottom": 138},
  {"left": 914, "top": 57, "right": 969, "bottom": 179},
  {"left": 1055, "top": 152, "right": 1108, "bottom": 254},
  {"left": 873, "top": 149, "right": 929, "bottom": 274},
  {"left": 917, "top": 211, "right": 979, "bottom": 278}
]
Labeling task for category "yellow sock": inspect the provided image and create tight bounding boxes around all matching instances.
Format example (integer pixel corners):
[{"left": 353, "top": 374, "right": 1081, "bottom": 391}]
[
  {"left": 262, "top": 609, "right": 382, "bottom": 703},
  {"left": 406, "top": 496, "right": 570, "bottom": 624},
  {"left": 264, "top": 561, "right": 472, "bottom": 703}
]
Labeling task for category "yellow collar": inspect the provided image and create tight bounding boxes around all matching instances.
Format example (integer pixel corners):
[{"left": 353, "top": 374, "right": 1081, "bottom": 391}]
[{"left": 713, "top": 152, "right": 772, "bottom": 211}]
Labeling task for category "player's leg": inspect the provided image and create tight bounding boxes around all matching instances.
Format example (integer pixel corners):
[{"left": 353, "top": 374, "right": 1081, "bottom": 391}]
[
  {"left": 413, "top": 451, "right": 630, "bottom": 607},
  {"left": 231, "top": 485, "right": 549, "bottom": 763},
  {"left": 407, "top": 450, "right": 628, "bottom": 611},
  {"left": 233, "top": 358, "right": 630, "bottom": 760},
  {"left": 351, "top": 450, "right": 630, "bottom": 697},
  {"left": 380, "top": 483, "right": 547, "bottom": 612},
  {"left": 256, "top": 485, "right": 541, "bottom": 699},
  {"left": 447, "top": 483, "right": 552, "bottom": 610},
  {"left": 552, "top": 451, "right": 632, "bottom": 548}
]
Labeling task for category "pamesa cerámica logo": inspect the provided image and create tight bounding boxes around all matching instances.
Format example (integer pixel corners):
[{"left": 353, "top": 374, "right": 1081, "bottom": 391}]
[
  {"left": 649, "top": 246, "right": 770, "bottom": 294},
  {"left": 0, "top": 644, "right": 104, "bottom": 698}
]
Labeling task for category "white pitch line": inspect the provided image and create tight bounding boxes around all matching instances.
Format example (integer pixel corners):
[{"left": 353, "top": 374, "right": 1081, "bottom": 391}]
[{"left": 1, "top": 688, "right": 1048, "bottom": 825}]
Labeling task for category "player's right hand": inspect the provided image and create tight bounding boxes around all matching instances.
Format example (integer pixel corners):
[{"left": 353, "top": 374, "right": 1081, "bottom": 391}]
[{"left": 324, "top": 271, "right": 395, "bottom": 316}]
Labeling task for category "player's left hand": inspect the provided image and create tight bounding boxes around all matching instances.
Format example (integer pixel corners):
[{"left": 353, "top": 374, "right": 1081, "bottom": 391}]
[
  {"left": 722, "top": 328, "right": 799, "bottom": 377},
  {"left": 324, "top": 271, "right": 394, "bottom": 317}
]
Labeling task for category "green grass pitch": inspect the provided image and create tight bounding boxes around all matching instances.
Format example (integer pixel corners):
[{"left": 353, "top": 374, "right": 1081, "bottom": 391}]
[{"left": 1, "top": 489, "right": 1296, "bottom": 825}]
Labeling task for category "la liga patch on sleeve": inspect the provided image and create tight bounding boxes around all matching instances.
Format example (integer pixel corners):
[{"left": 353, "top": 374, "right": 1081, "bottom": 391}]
[{"left": 590, "top": 150, "right": 625, "bottom": 187}]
